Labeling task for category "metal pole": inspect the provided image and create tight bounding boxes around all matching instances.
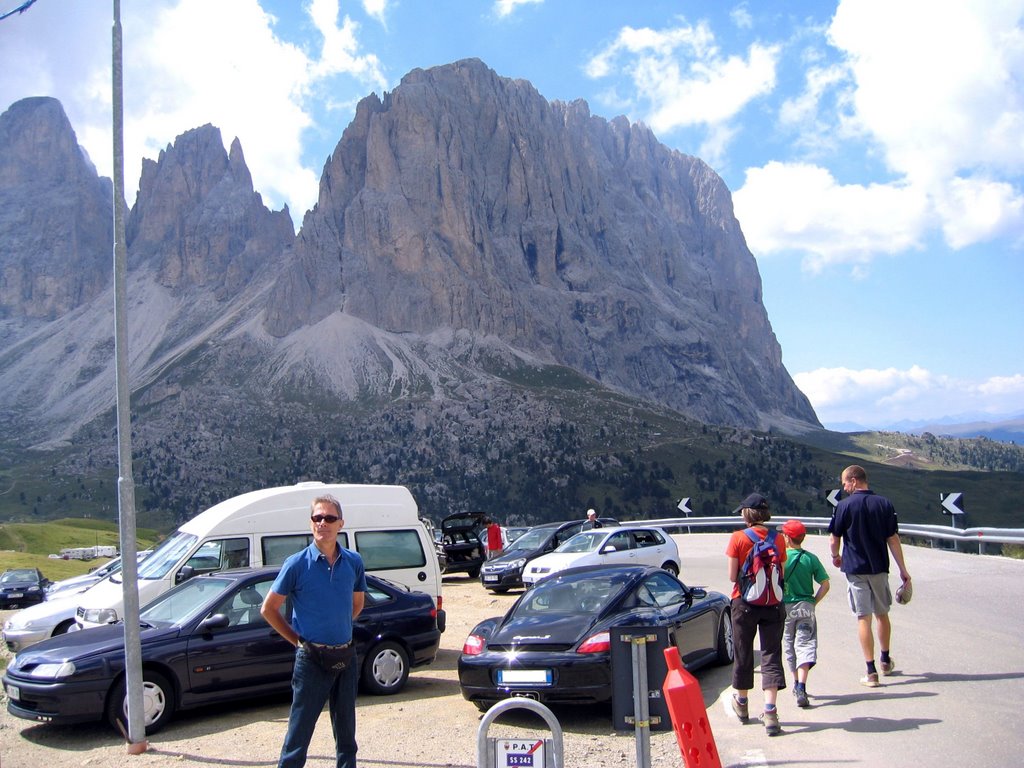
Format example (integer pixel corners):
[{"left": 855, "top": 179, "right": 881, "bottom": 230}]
[
  {"left": 630, "top": 636, "right": 651, "bottom": 768},
  {"left": 111, "top": 0, "right": 147, "bottom": 753}
]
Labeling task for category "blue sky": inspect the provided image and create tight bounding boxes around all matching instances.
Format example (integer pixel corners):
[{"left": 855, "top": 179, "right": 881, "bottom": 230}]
[{"left": 1, "top": 0, "right": 1022, "bottom": 431}]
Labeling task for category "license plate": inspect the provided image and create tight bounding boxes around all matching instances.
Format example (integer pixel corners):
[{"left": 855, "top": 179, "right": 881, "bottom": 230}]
[
  {"left": 5, "top": 684, "right": 19, "bottom": 701},
  {"left": 483, "top": 575, "right": 499, "bottom": 583},
  {"left": 7, "top": 593, "right": 22, "bottom": 599},
  {"left": 498, "top": 669, "right": 552, "bottom": 685}
]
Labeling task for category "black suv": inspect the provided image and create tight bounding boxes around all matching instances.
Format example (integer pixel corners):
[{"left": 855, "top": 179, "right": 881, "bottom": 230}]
[
  {"left": 478, "top": 517, "right": 618, "bottom": 593},
  {"left": 440, "top": 512, "right": 490, "bottom": 578}
]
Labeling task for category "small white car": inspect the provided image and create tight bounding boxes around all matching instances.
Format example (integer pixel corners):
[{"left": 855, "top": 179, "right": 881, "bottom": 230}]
[{"left": 521, "top": 526, "right": 680, "bottom": 586}]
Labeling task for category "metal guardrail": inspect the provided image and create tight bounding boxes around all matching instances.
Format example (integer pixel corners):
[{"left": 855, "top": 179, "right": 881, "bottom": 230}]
[{"left": 629, "top": 516, "right": 1024, "bottom": 554}]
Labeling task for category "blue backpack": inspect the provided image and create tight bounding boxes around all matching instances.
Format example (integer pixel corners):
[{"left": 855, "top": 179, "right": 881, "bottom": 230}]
[{"left": 739, "top": 528, "right": 784, "bottom": 606}]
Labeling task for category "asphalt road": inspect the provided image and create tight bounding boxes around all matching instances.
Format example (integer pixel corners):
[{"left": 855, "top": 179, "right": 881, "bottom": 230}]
[
  {"left": 1, "top": 532, "right": 1021, "bottom": 768},
  {"left": 670, "top": 532, "right": 1024, "bottom": 768}
]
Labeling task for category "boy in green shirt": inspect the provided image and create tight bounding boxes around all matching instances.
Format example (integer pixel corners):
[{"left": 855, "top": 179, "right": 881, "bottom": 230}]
[{"left": 781, "top": 520, "right": 830, "bottom": 708}]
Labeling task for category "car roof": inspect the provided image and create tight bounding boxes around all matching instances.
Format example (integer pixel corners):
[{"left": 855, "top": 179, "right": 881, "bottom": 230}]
[{"left": 532, "top": 563, "right": 662, "bottom": 587}]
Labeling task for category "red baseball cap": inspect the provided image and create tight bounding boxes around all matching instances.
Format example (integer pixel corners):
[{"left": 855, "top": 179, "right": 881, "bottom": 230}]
[{"left": 781, "top": 520, "right": 806, "bottom": 537}]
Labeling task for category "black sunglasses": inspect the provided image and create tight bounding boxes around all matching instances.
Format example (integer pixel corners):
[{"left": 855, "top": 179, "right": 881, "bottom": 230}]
[{"left": 311, "top": 514, "right": 340, "bottom": 524}]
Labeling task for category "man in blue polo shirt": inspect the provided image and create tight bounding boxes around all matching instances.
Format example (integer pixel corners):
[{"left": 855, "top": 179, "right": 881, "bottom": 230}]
[
  {"left": 828, "top": 465, "right": 911, "bottom": 688},
  {"left": 262, "top": 494, "right": 367, "bottom": 768}
]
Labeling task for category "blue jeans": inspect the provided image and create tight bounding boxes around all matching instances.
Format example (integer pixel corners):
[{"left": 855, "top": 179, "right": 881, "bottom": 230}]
[{"left": 279, "top": 646, "right": 358, "bottom": 768}]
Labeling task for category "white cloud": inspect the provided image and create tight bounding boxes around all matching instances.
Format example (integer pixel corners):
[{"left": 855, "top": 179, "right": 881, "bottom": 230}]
[
  {"left": 127, "top": 0, "right": 319, "bottom": 217},
  {"left": 740, "top": 0, "right": 1024, "bottom": 270},
  {"left": 308, "top": 0, "right": 387, "bottom": 87},
  {"left": 362, "top": 0, "right": 388, "bottom": 26},
  {"left": 584, "top": 21, "right": 779, "bottom": 139},
  {"left": 494, "top": 0, "right": 543, "bottom": 19},
  {"left": 0, "top": 0, "right": 388, "bottom": 226},
  {"left": 733, "top": 162, "right": 929, "bottom": 271},
  {"left": 794, "top": 366, "right": 1024, "bottom": 427}
]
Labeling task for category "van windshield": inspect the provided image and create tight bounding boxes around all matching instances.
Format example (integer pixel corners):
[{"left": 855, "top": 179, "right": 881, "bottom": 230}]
[{"left": 134, "top": 532, "right": 199, "bottom": 580}]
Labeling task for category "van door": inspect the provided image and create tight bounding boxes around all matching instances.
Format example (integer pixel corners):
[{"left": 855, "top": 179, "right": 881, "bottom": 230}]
[
  {"left": 352, "top": 529, "right": 439, "bottom": 599},
  {"left": 176, "top": 538, "right": 251, "bottom": 584}
]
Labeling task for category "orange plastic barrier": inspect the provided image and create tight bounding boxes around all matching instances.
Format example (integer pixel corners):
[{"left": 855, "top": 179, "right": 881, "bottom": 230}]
[{"left": 662, "top": 647, "right": 723, "bottom": 768}]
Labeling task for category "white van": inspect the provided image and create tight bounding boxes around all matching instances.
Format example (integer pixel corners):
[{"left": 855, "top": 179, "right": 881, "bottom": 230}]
[{"left": 75, "top": 482, "right": 442, "bottom": 630}]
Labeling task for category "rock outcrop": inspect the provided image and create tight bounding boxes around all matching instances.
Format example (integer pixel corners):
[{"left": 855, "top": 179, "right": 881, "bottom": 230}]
[
  {"left": 266, "top": 59, "right": 817, "bottom": 429},
  {"left": 0, "top": 97, "right": 113, "bottom": 321},
  {"left": 0, "top": 58, "right": 818, "bottom": 474}
]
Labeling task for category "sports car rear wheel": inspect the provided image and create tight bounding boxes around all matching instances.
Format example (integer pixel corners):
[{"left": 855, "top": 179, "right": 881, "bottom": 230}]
[{"left": 715, "top": 610, "right": 734, "bottom": 665}]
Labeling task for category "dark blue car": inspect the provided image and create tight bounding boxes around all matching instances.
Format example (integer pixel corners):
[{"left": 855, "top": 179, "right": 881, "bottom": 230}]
[
  {"left": 478, "top": 518, "right": 618, "bottom": 593},
  {"left": 3, "top": 567, "right": 443, "bottom": 734},
  {"left": 459, "top": 564, "right": 731, "bottom": 710},
  {"left": 0, "top": 568, "right": 51, "bottom": 609}
]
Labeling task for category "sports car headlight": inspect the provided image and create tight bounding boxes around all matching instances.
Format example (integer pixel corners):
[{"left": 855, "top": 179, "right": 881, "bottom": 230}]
[
  {"left": 81, "top": 607, "right": 119, "bottom": 624},
  {"left": 27, "top": 661, "right": 77, "bottom": 679}
]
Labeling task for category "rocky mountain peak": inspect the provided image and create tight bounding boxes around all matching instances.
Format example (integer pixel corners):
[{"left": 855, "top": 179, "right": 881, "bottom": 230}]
[
  {"left": 265, "top": 58, "right": 817, "bottom": 429},
  {"left": 127, "top": 123, "right": 294, "bottom": 296},
  {"left": 0, "top": 97, "right": 113, "bottom": 321}
]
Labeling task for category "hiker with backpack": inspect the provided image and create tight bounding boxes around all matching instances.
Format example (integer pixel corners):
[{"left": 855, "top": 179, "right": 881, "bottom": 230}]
[
  {"left": 780, "top": 519, "right": 830, "bottom": 708},
  {"left": 725, "top": 493, "right": 788, "bottom": 736}
]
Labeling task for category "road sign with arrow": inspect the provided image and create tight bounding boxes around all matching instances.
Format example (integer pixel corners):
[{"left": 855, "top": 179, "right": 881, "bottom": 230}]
[{"left": 941, "top": 492, "right": 965, "bottom": 517}]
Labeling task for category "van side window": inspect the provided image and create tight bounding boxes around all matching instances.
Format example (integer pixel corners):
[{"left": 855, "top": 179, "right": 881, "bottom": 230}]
[
  {"left": 262, "top": 532, "right": 351, "bottom": 566},
  {"left": 263, "top": 535, "right": 312, "bottom": 566},
  {"left": 354, "top": 530, "right": 426, "bottom": 570},
  {"left": 185, "top": 538, "right": 250, "bottom": 573}
]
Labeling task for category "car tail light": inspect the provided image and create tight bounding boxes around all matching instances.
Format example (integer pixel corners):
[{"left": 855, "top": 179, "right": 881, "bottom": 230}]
[
  {"left": 463, "top": 634, "right": 486, "bottom": 655},
  {"left": 577, "top": 630, "right": 610, "bottom": 654},
  {"left": 437, "top": 596, "right": 442, "bottom": 612}
]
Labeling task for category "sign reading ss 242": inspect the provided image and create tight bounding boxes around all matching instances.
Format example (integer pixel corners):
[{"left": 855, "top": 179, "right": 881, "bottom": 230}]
[{"left": 496, "top": 739, "right": 545, "bottom": 767}]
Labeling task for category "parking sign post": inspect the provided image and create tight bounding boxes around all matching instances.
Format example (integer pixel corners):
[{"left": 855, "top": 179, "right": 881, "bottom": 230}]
[{"left": 477, "top": 698, "right": 564, "bottom": 768}]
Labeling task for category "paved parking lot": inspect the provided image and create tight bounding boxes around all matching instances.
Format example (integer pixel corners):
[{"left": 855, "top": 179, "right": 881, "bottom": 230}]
[{"left": 2, "top": 532, "right": 1022, "bottom": 767}]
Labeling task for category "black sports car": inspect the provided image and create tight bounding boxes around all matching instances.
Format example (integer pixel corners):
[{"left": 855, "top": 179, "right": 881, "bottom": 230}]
[
  {"left": 3, "top": 567, "right": 443, "bottom": 734},
  {"left": 459, "top": 564, "right": 732, "bottom": 710}
]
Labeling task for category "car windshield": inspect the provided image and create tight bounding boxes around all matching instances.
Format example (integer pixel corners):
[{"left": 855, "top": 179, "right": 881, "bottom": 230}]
[
  {"left": 140, "top": 576, "right": 235, "bottom": 626},
  {"left": 515, "top": 571, "right": 625, "bottom": 616},
  {"left": 504, "top": 528, "right": 550, "bottom": 551},
  {"left": 1, "top": 569, "right": 36, "bottom": 584},
  {"left": 555, "top": 531, "right": 605, "bottom": 554},
  {"left": 134, "top": 532, "right": 199, "bottom": 580}
]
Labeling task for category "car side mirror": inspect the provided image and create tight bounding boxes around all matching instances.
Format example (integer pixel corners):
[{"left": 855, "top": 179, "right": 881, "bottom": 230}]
[
  {"left": 601, "top": 545, "right": 617, "bottom": 554},
  {"left": 175, "top": 565, "right": 196, "bottom": 585},
  {"left": 688, "top": 587, "right": 707, "bottom": 600},
  {"left": 199, "top": 613, "right": 230, "bottom": 633}
]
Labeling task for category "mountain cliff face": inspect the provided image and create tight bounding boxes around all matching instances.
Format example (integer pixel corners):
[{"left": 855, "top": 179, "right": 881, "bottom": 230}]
[
  {"left": 0, "top": 97, "right": 113, "bottom": 322},
  {"left": 0, "top": 60, "right": 820, "bottom": 523},
  {"left": 267, "top": 59, "right": 816, "bottom": 429}
]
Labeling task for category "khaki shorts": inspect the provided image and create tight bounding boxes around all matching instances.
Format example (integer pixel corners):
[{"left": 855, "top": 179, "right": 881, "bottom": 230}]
[{"left": 846, "top": 572, "right": 892, "bottom": 617}]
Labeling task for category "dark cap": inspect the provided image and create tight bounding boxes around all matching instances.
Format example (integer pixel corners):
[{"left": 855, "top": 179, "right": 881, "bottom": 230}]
[{"left": 739, "top": 493, "right": 769, "bottom": 511}]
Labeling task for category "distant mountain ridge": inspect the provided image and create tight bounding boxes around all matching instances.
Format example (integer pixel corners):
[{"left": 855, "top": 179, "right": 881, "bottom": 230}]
[
  {"left": 826, "top": 413, "right": 1024, "bottom": 443},
  {"left": 0, "top": 59, "right": 868, "bottom": 524}
]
